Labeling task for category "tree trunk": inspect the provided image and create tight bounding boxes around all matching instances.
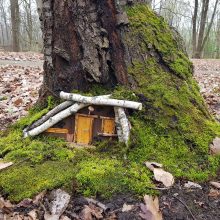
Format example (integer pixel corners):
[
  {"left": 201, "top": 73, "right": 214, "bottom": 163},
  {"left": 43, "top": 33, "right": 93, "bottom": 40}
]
[
  {"left": 192, "top": 0, "right": 198, "bottom": 57},
  {"left": 38, "top": 0, "right": 154, "bottom": 99},
  {"left": 10, "top": 0, "right": 20, "bottom": 52},
  {"left": 194, "top": 0, "right": 209, "bottom": 58},
  {"left": 216, "top": 14, "right": 220, "bottom": 58},
  {"left": 38, "top": 0, "right": 211, "bottom": 123},
  {"left": 201, "top": 0, "right": 219, "bottom": 53}
]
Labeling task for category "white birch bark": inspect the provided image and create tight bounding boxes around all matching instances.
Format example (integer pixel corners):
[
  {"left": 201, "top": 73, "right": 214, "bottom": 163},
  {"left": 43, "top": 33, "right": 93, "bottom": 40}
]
[
  {"left": 114, "top": 107, "right": 123, "bottom": 142},
  {"left": 24, "top": 103, "right": 88, "bottom": 138},
  {"left": 24, "top": 101, "right": 74, "bottom": 132},
  {"left": 116, "top": 107, "right": 131, "bottom": 145},
  {"left": 60, "top": 92, "right": 142, "bottom": 110}
]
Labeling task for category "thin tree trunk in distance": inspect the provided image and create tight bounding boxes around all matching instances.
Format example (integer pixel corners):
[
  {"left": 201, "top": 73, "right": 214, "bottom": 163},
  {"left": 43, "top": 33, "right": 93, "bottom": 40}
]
[
  {"left": 10, "top": 0, "right": 20, "bottom": 52},
  {"left": 192, "top": 0, "right": 198, "bottom": 57},
  {"left": 201, "top": 0, "right": 219, "bottom": 52},
  {"left": 194, "top": 0, "right": 209, "bottom": 58},
  {"left": 216, "top": 14, "right": 220, "bottom": 58}
]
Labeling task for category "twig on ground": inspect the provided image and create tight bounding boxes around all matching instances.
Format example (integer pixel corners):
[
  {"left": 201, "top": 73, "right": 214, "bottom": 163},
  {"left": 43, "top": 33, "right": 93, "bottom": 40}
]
[
  {"left": 85, "top": 198, "right": 109, "bottom": 211},
  {"left": 173, "top": 195, "right": 197, "bottom": 220},
  {"left": 146, "top": 186, "right": 170, "bottom": 191}
]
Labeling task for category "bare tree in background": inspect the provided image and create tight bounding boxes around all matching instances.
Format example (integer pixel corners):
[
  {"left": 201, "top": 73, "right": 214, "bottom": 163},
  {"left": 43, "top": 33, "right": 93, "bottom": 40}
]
[
  {"left": 193, "top": 0, "right": 219, "bottom": 58},
  {"left": 10, "top": 0, "right": 20, "bottom": 51},
  {"left": 192, "top": 0, "right": 199, "bottom": 57},
  {"left": 0, "top": 0, "right": 9, "bottom": 46},
  {"left": 216, "top": 13, "right": 220, "bottom": 58},
  {"left": 22, "top": 0, "right": 33, "bottom": 50}
]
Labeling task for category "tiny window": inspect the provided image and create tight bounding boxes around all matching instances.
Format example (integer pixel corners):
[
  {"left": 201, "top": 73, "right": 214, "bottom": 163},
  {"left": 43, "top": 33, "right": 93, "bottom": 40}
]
[{"left": 102, "top": 118, "right": 116, "bottom": 135}]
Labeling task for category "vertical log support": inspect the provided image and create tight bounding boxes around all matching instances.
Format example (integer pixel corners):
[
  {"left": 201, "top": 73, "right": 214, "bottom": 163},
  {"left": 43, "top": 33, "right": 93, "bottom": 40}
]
[
  {"left": 115, "top": 107, "right": 131, "bottom": 145},
  {"left": 114, "top": 107, "right": 123, "bottom": 142}
]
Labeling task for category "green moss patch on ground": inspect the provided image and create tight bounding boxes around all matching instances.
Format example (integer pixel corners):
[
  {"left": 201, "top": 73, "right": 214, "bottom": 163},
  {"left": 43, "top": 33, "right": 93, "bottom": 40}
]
[{"left": 0, "top": 3, "right": 220, "bottom": 202}]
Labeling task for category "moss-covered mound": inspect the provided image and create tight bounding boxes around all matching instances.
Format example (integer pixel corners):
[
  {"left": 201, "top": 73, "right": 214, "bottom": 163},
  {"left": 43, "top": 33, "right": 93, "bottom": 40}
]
[{"left": 0, "top": 4, "right": 220, "bottom": 202}]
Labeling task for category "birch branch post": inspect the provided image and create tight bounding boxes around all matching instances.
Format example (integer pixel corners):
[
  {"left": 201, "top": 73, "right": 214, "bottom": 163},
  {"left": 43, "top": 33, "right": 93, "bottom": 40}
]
[
  {"left": 114, "top": 107, "right": 123, "bottom": 142},
  {"left": 116, "top": 107, "right": 131, "bottom": 145}
]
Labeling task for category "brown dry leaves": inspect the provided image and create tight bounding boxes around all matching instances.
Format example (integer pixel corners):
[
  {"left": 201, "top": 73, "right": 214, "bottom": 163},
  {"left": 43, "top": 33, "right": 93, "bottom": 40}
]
[
  {"left": 192, "top": 59, "right": 220, "bottom": 119},
  {"left": 0, "top": 52, "right": 43, "bottom": 61},
  {"left": 0, "top": 55, "right": 43, "bottom": 130},
  {"left": 139, "top": 195, "right": 163, "bottom": 220}
]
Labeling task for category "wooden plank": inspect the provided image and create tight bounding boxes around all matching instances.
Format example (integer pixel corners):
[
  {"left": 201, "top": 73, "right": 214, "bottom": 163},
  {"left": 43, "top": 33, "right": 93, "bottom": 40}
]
[
  {"left": 98, "top": 133, "right": 118, "bottom": 137},
  {"left": 77, "top": 113, "right": 98, "bottom": 118},
  {"left": 46, "top": 128, "right": 69, "bottom": 134}
]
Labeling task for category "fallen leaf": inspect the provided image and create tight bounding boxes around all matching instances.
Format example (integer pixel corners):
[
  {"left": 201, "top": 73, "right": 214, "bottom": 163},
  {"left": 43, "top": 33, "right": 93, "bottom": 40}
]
[
  {"left": 210, "top": 181, "right": 220, "bottom": 189},
  {"left": 122, "top": 203, "right": 134, "bottom": 212},
  {"left": 60, "top": 216, "right": 71, "bottom": 220},
  {"left": 16, "top": 198, "right": 33, "bottom": 208},
  {"left": 0, "top": 197, "right": 14, "bottom": 213},
  {"left": 105, "top": 213, "right": 117, "bottom": 220},
  {"left": 28, "top": 209, "right": 38, "bottom": 220},
  {"left": 139, "top": 195, "right": 162, "bottom": 220},
  {"left": 153, "top": 169, "right": 174, "bottom": 187},
  {"left": 208, "top": 189, "right": 220, "bottom": 198},
  {"left": 145, "top": 162, "right": 174, "bottom": 187},
  {"left": 12, "top": 213, "right": 24, "bottom": 220},
  {"left": 80, "top": 204, "right": 103, "bottom": 220},
  {"left": 80, "top": 205, "right": 93, "bottom": 220},
  {"left": 14, "top": 98, "right": 23, "bottom": 106},
  {"left": 0, "top": 162, "right": 13, "bottom": 170},
  {"left": 33, "top": 191, "right": 46, "bottom": 205}
]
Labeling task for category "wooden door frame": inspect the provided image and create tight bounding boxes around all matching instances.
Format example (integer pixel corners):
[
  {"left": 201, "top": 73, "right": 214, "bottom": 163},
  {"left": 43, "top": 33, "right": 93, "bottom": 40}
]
[{"left": 74, "top": 113, "right": 96, "bottom": 144}]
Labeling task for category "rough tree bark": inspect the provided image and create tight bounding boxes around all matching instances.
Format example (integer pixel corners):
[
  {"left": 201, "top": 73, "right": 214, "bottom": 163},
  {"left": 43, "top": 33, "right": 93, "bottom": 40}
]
[
  {"left": 10, "top": 0, "right": 20, "bottom": 52},
  {"left": 37, "top": 0, "right": 152, "bottom": 99}
]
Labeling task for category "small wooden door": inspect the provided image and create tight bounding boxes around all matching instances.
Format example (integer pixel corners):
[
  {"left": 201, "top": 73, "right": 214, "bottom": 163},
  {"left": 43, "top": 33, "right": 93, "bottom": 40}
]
[{"left": 75, "top": 114, "right": 94, "bottom": 145}]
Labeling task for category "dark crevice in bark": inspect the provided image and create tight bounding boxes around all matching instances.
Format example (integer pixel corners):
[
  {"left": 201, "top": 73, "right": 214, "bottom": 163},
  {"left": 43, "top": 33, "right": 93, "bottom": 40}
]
[
  {"left": 99, "top": 0, "right": 129, "bottom": 86},
  {"left": 40, "top": 0, "right": 154, "bottom": 100}
]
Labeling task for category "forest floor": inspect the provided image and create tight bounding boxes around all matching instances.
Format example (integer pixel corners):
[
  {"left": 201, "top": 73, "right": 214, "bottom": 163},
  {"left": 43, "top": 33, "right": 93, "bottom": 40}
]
[{"left": 0, "top": 53, "right": 220, "bottom": 219}]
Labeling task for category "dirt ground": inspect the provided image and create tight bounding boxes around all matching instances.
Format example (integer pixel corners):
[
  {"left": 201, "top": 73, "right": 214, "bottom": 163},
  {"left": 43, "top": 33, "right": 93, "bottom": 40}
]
[{"left": 0, "top": 54, "right": 220, "bottom": 219}]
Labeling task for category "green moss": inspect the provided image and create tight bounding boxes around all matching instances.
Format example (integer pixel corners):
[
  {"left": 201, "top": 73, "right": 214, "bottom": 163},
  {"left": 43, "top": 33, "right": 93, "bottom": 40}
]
[
  {"left": 126, "top": 4, "right": 193, "bottom": 79},
  {"left": 0, "top": 3, "right": 220, "bottom": 202},
  {"left": 75, "top": 157, "right": 153, "bottom": 198},
  {"left": 0, "top": 161, "right": 76, "bottom": 202}
]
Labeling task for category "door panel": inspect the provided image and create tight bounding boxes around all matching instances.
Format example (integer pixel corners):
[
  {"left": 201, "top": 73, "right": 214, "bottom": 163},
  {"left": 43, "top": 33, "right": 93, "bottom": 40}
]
[
  {"left": 102, "top": 118, "right": 115, "bottom": 135},
  {"left": 75, "top": 115, "right": 94, "bottom": 144}
]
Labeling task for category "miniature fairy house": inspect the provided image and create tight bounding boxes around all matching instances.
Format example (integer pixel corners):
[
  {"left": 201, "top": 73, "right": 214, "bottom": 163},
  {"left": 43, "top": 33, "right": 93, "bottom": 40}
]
[{"left": 23, "top": 92, "right": 142, "bottom": 145}]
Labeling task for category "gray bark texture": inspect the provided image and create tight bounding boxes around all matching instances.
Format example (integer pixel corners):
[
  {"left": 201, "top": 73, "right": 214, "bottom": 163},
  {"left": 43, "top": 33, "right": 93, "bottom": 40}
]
[{"left": 38, "top": 0, "right": 150, "bottom": 100}]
